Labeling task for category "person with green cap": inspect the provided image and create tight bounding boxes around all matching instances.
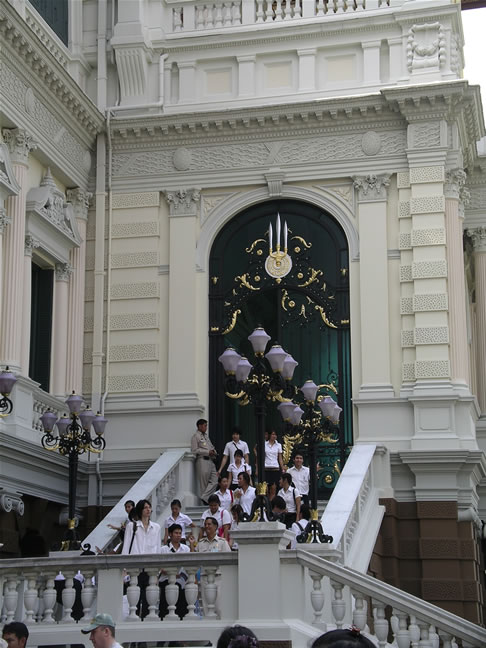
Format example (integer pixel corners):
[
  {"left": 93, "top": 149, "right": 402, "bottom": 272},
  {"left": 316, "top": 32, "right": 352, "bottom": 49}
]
[{"left": 81, "top": 614, "right": 122, "bottom": 648}]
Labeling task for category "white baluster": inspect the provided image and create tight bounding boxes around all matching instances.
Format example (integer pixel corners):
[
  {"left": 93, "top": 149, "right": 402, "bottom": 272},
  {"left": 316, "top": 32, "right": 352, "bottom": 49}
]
[
  {"left": 393, "top": 609, "right": 410, "bottom": 648},
  {"left": 283, "top": 0, "right": 291, "bottom": 20},
  {"left": 352, "top": 591, "right": 367, "bottom": 631},
  {"left": 126, "top": 572, "right": 141, "bottom": 621},
  {"left": 418, "top": 621, "right": 432, "bottom": 648},
  {"left": 144, "top": 569, "right": 160, "bottom": 620},
  {"left": 206, "top": 5, "right": 215, "bottom": 28},
  {"left": 256, "top": 0, "right": 265, "bottom": 22},
  {"left": 214, "top": 3, "right": 223, "bottom": 26},
  {"left": 409, "top": 615, "right": 420, "bottom": 648},
  {"left": 335, "top": 0, "right": 345, "bottom": 13},
  {"left": 316, "top": 0, "right": 326, "bottom": 16},
  {"left": 223, "top": 2, "right": 232, "bottom": 24},
  {"left": 233, "top": 2, "right": 241, "bottom": 24},
  {"left": 196, "top": 6, "right": 205, "bottom": 29},
  {"left": 164, "top": 568, "right": 179, "bottom": 619},
  {"left": 330, "top": 581, "right": 346, "bottom": 629},
  {"left": 1, "top": 579, "right": 7, "bottom": 623},
  {"left": 293, "top": 0, "right": 302, "bottom": 18},
  {"left": 184, "top": 568, "right": 199, "bottom": 620},
  {"left": 309, "top": 571, "right": 325, "bottom": 627},
  {"left": 61, "top": 577, "right": 76, "bottom": 623},
  {"left": 437, "top": 633, "right": 452, "bottom": 648},
  {"left": 81, "top": 573, "right": 96, "bottom": 622},
  {"left": 274, "top": 0, "right": 283, "bottom": 20},
  {"left": 4, "top": 575, "right": 19, "bottom": 623},
  {"left": 429, "top": 626, "right": 439, "bottom": 648},
  {"left": 355, "top": 0, "right": 365, "bottom": 9},
  {"left": 24, "top": 573, "right": 38, "bottom": 624},
  {"left": 173, "top": 7, "right": 182, "bottom": 31},
  {"left": 373, "top": 600, "right": 389, "bottom": 648},
  {"left": 42, "top": 574, "right": 56, "bottom": 624},
  {"left": 202, "top": 567, "right": 218, "bottom": 618}
]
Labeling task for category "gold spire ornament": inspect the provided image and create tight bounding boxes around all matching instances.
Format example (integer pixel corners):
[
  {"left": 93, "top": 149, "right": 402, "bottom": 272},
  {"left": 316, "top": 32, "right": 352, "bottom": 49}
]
[{"left": 265, "top": 213, "right": 293, "bottom": 280}]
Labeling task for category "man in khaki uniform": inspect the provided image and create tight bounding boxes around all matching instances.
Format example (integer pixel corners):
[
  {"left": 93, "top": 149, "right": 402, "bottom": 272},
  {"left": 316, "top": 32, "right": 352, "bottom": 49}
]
[{"left": 191, "top": 419, "right": 218, "bottom": 504}]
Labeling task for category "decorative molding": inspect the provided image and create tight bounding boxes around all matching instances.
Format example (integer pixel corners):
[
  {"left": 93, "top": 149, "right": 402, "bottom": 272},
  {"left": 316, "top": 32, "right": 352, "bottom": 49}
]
[
  {"left": 111, "top": 251, "right": 159, "bottom": 269},
  {"left": 400, "top": 297, "right": 414, "bottom": 315},
  {"left": 112, "top": 192, "right": 160, "bottom": 209},
  {"left": 415, "top": 360, "right": 450, "bottom": 379},
  {"left": 399, "top": 265, "right": 413, "bottom": 283},
  {"left": 410, "top": 196, "right": 445, "bottom": 214},
  {"left": 0, "top": 490, "right": 24, "bottom": 515},
  {"left": 414, "top": 326, "right": 449, "bottom": 345},
  {"left": 0, "top": 209, "right": 12, "bottom": 234},
  {"left": 0, "top": 139, "right": 21, "bottom": 196},
  {"left": 265, "top": 169, "right": 286, "bottom": 197},
  {"left": 409, "top": 166, "right": 444, "bottom": 184},
  {"left": 360, "top": 131, "right": 381, "bottom": 156},
  {"left": 112, "top": 221, "right": 159, "bottom": 238},
  {"left": 444, "top": 168, "right": 466, "bottom": 201},
  {"left": 173, "top": 148, "right": 192, "bottom": 171},
  {"left": 352, "top": 173, "right": 390, "bottom": 201},
  {"left": 114, "top": 46, "right": 150, "bottom": 104},
  {"left": 406, "top": 23, "right": 446, "bottom": 73},
  {"left": 109, "top": 344, "right": 158, "bottom": 362},
  {"left": 163, "top": 188, "right": 201, "bottom": 217},
  {"left": 412, "top": 260, "right": 447, "bottom": 279},
  {"left": 401, "top": 330, "right": 414, "bottom": 348},
  {"left": 2, "top": 127, "right": 37, "bottom": 164},
  {"left": 413, "top": 293, "right": 448, "bottom": 312},
  {"left": 66, "top": 187, "right": 92, "bottom": 221},
  {"left": 402, "top": 363, "right": 416, "bottom": 382},
  {"left": 158, "top": 265, "right": 170, "bottom": 275},
  {"left": 55, "top": 262, "right": 73, "bottom": 282},
  {"left": 467, "top": 227, "right": 486, "bottom": 253},
  {"left": 467, "top": 186, "right": 486, "bottom": 211},
  {"left": 201, "top": 192, "right": 236, "bottom": 225},
  {"left": 398, "top": 201, "right": 410, "bottom": 219},
  {"left": 84, "top": 312, "right": 159, "bottom": 332},
  {"left": 397, "top": 172, "right": 410, "bottom": 189},
  {"left": 24, "top": 234, "right": 40, "bottom": 257},
  {"left": 108, "top": 374, "right": 158, "bottom": 393},
  {"left": 399, "top": 233, "right": 412, "bottom": 250},
  {"left": 411, "top": 228, "right": 446, "bottom": 247},
  {"left": 110, "top": 281, "right": 159, "bottom": 300}
]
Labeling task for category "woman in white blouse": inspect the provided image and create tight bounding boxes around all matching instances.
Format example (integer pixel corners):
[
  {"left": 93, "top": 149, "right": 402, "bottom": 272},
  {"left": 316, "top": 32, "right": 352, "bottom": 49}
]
[{"left": 264, "top": 430, "right": 284, "bottom": 499}]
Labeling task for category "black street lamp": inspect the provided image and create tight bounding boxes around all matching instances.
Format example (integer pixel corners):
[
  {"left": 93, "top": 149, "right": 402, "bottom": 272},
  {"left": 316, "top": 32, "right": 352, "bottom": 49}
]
[
  {"left": 0, "top": 367, "right": 17, "bottom": 417},
  {"left": 278, "top": 381, "right": 341, "bottom": 543},
  {"left": 219, "top": 327, "right": 298, "bottom": 521},
  {"left": 39, "top": 392, "right": 107, "bottom": 550}
]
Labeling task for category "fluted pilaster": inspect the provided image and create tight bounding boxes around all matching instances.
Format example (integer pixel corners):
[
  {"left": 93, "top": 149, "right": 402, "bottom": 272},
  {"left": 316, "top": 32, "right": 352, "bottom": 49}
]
[
  {"left": 21, "top": 235, "right": 40, "bottom": 375},
  {"left": 468, "top": 227, "right": 486, "bottom": 415},
  {"left": 51, "top": 263, "right": 73, "bottom": 396}
]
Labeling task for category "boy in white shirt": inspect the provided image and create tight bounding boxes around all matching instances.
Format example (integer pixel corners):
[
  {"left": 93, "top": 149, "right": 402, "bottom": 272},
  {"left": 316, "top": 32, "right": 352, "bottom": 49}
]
[
  {"left": 217, "top": 427, "right": 250, "bottom": 474},
  {"left": 159, "top": 523, "right": 190, "bottom": 619},
  {"left": 199, "top": 494, "right": 231, "bottom": 540},
  {"left": 163, "top": 499, "right": 193, "bottom": 544},
  {"left": 288, "top": 453, "right": 310, "bottom": 507},
  {"left": 277, "top": 473, "right": 301, "bottom": 528}
]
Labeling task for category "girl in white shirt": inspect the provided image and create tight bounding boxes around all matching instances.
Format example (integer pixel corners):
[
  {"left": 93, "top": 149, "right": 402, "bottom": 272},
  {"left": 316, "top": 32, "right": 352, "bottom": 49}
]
[
  {"left": 228, "top": 449, "right": 252, "bottom": 488},
  {"left": 163, "top": 499, "right": 193, "bottom": 544}
]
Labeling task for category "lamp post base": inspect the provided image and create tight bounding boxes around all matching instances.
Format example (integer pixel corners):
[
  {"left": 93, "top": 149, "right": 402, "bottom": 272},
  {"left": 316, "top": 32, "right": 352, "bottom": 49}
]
[{"left": 297, "top": 510, "right": 333, "bottom": 544}]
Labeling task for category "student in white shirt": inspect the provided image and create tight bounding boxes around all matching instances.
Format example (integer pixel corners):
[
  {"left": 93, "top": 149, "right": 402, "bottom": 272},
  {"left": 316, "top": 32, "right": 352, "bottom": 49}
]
[
  {"left": 264, "top": 430, "right": 284, "bottom": 499},
  {"left": 277, "top": 473, "right": 301, "bottom": 528},
  {"left": 163, "top": 499, "right": 193, "bottom": 544},
  {"left": 287, "top": 453, "right": 310, "bottom": 506},
  {"left": 289, "top": 504, "right": 311, "bottom": 549},
  {"left": 234, "top": 472, "right": 256, "bottom": 516},
  {"left": 215, "top": 476, "right": 234, "bottom": 511},
  {"left": 159, "top": 523, "right": 190, "bottom": 619},
  {"left": 199, "top": 494, "right": 232, "bottom": 540},
  {"left": 217, "top": 427, "right": 250, "bottom": 474},
  {"left": 227, "top": 449, "right": 252, "bottom": 488}
]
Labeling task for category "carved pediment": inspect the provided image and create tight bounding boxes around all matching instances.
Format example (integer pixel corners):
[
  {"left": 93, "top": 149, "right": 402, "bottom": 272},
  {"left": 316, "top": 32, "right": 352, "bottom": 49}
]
[
  {"left": 26, "top": 169, "right": 81, "bottom": 247},
  {"left": 0, "top": 140, "right": 20, "bottom": 198}
]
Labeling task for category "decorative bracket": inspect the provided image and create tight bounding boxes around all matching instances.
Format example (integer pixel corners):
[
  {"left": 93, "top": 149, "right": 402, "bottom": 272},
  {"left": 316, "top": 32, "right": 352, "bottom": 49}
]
[{"left": 0, "top": 490, "right": 24, "bottom": 515}]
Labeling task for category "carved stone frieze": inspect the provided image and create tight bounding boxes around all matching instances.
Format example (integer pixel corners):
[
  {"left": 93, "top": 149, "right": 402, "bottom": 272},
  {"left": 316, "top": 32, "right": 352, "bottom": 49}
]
[
  {"left": 444, "top": 168, "right": 466, "bottom": 200},
  {"left": 406, "top": 23, "right": 446, "bottom": 73},
  {"left": 0, "top": 208, "right": 12, "bottom": 234},
  {"left": 467, "top": 227, "right": 486, "bottom": 253},
  {"left": 353, "top": 174, "right": 390, "bottom": 201},
  {"left": 55, "top": 262, "right": 73, "bottom": 282},
  {"left": 66, "top": 187, "right": 92, "bottom": 221},
  {"left": 2, "top": 127, "right": 37, "bottom": 164},
  {"left": 163, "top": 188, "right": 201, "bottom": 217}
]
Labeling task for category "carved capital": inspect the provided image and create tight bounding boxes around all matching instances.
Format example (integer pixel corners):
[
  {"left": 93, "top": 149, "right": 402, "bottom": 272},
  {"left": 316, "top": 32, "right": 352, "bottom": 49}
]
[
  {"left": 444, "top": 168, "right": 467, "bottom": 200},
  {"left": 55, "top": 262, "right": 73, "bottom": 282},
  {"left": 467, "top": 227, "right": 486, "bottom": 253},
  {"left": 0, "top": 490, "right": 24, "bottom": 515},
  {"left": 0, "top": 207, "right": 12, "bottom": 234},
  {"left": 25, "top": 234, "right": 41, "bottom": 256},
  {"left": 163, "top": 188, "right": 201, "bottom": 217},
  {"left": 353, "top": 174, "right": 390, "bottom": 202},
  {"left": 66, "top": 187, "right": 92, "bottom": 221},
  {"left": 2, "top": 128, "right": 37, "bottom": 164}
]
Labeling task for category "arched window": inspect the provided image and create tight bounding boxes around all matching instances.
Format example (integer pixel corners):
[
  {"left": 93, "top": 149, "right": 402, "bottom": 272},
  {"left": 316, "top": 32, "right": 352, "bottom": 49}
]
[{"left": 209, "top": 198, "right": 352, "bottom": 496}]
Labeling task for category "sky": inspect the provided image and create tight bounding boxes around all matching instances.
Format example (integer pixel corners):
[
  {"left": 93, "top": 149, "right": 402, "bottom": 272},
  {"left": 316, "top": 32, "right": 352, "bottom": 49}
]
[{"left": 462, "top": 7, "right": 486, "bottom": 103}]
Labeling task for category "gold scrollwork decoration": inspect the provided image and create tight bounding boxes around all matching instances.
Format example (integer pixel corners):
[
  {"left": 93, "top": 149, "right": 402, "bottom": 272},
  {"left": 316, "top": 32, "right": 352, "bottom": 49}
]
[
  {"left": 238, "top": 394, "right": 250, "bottom": 406},
  {"left": 225, "top": 389, "right": 246, "bottom": 400},
  {"left": 246, "top": 238, "right": 266, "bottom": 254},
  {"left": 282, "top": 433, "right": 303, "bottom": 465},
  {"left": 314, "top": 304, "right": 338, "bottom": 329},
  {"left": 222, "top": 309, "right": 241, "bottom": 335},
  {"left": 291, "top": 235, "right": 312, "bottom": 249},
  {"left": 235, "top": 273, "right": 260, "bottom": 291},
  {"left": 317, "top": 382, "right": 338, "bottom": 395},
  {"left": 297, "top": 267, "right": 323, "bottom": 288},
  {"left": 317, "top": 431, "right": 339, "bottom": 444}
]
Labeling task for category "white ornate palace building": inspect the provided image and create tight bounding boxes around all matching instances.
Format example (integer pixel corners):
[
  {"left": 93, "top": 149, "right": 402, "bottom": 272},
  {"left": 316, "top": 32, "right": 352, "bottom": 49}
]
[{"left": 2, "top": 0, "right": 486, "bottom": 645}]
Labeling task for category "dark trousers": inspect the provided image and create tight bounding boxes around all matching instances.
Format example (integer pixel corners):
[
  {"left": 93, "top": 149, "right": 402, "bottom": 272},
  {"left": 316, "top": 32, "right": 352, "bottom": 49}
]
[
  {"left": 284, "top": 512, "right": 297, "bottom": 529},
  {"left": 159, "top": 581, "right": 188, "bottom": 619}
]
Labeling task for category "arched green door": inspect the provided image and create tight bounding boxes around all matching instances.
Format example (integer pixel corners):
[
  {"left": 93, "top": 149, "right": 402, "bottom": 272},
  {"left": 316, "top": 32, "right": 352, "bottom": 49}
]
[{"left": 209, "top": 199, "right": 351, "bottom": 497}]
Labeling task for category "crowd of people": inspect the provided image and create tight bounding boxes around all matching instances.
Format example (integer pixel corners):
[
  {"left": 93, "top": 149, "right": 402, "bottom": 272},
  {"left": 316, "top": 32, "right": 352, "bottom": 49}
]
[{"left": 2, "top": 618, "right": 376, "bottom": 648}]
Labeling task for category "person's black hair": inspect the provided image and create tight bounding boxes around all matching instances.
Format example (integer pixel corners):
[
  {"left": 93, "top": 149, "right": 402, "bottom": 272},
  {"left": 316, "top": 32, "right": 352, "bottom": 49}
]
[
  {"left": 217, "top": 624, "right": 258, "bottom": 648},
  {"left": 311, "top": 629, "right": 376, "bottom": 648},
  {"left": 135, "top": 499, "right": 151, "bottom": 519},
  {"left": 238, "top": 471, "right": 250, "bottom": 485},
  {"left": 124, "top": 500, "right": 135, "bottom": 508},
  {"left": 128, "top": 507, "right": 137, "bottom": 521},
  {"left": 2, "top": 622, "right": 29, "bottom": 642},
  {"left": 208, "top": 494, "right": 221, "bottom": 505},
  {"left": 205, "top": 516, "right": 218, "bottom": 528},
  {"left": 293, "top": 452, "right": 304, "bottom": 459},
  {"left": 168, "top": 523, "right": 182, "bottom": 535},
  {"left": 230, "top": 504, "right": 246, "bottom": 522},
  {"left": 218, "top": 475, "right": 228, "bottom": 485},
  {"left": 234, "top": 449, "right": 244, "bottom": 458},
  {"left": 300, "top": 504, "right": 311, "bottom": 520},
  {"left": 231, "top": 427, "right": 242, "bottom": 436},
  {"left": 170, "top": 499, "right": 182, "bottom": 508},
  {"left": 271, "top": 495, "right": 286, "bottom": 511},
  {"left": 281, "top": 472, "right": 293, "bottom": 486},
  {"left": 196, "top": 418, "right": 208, "bottom": 427}
]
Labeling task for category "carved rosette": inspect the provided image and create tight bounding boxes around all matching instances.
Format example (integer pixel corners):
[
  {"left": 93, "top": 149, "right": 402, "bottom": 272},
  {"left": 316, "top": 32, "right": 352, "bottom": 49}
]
[
  {"left": 55, "top": 262, "right": 73, "bottom": 282},
  {"left": 163, "top": 188, "right": 201, "bottom": 217},
  {"left": 352, "top": 174, "right": 390, "bottom": 202},
  {"left": 467, "top": 227, "right": 486, "bottom": 254},
  {"left": 0, "top": 208, "right": 12, "bottom": 234},
  {"left": 66, "top": 187, "right": 92, "bottom": 221},
  {"left": 24, "top": 234, "right": 40, "bottom": 256},
  {"left": 1, "top": 128, "right": 37, "bottom": 164}
]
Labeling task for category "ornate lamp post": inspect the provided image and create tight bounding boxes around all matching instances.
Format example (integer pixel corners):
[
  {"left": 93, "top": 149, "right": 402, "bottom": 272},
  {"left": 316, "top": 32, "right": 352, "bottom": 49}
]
[
  {"left": 39, "top": 392, "right": 107, "bottom": 550},
  {"left": 219, "top": 327, "right": 298, "bottom": 520},
  {"left": 0, "top": 367, "right": 17, "bottom": 417},
  {"left": 278, "top": 381, "right": 341, "bottom": 543}
]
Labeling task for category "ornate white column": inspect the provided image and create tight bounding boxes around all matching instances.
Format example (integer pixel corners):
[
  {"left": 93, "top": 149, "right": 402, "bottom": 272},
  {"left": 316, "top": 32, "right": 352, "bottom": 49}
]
[
  {"left": 467, "top": 227, "right": 486, "bottom": 416},
  {"left": 444, "top": 169, "right": 470, "bottom": 389},
  {"left": 51, "top": 262, "right": 73, "bottom": 397},
  {"left": 66, "top": 188, "right": 91, "bottom": 394},
  {"left": 20, "top": 235, "right": 40, "bottom": 375},
  {"left": 0, "top": 128, "right": 36, "bottom": 371},
  {"left": 353, "top": 173, "right": 393, "bottom": 398},
  {"left": 163, "top": 188, "right": 201, "bottom": 409}
]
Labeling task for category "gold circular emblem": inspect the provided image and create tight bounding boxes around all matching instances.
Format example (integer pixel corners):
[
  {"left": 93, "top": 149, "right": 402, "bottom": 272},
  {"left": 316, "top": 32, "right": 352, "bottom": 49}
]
[
  {"left": 297, "top": 272, "right": 303, "bottom": 279},
  {"left": 294, "top": 246, "right": 301, "bottom": 253},
  {"left": 265, "top": 253, "right": 292, "bottom": 279},
  {"left": 289, "top": 300, "right": 295, "bottom": 308},
  {"left": 254, "top": 275, "right": 260, "bottom": 282},
  {"left": 257, "top": 249, "right": 263, "bottom": 255},
  {"left": 325, "top": 474, "right": 333, "bottom": 484}
]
